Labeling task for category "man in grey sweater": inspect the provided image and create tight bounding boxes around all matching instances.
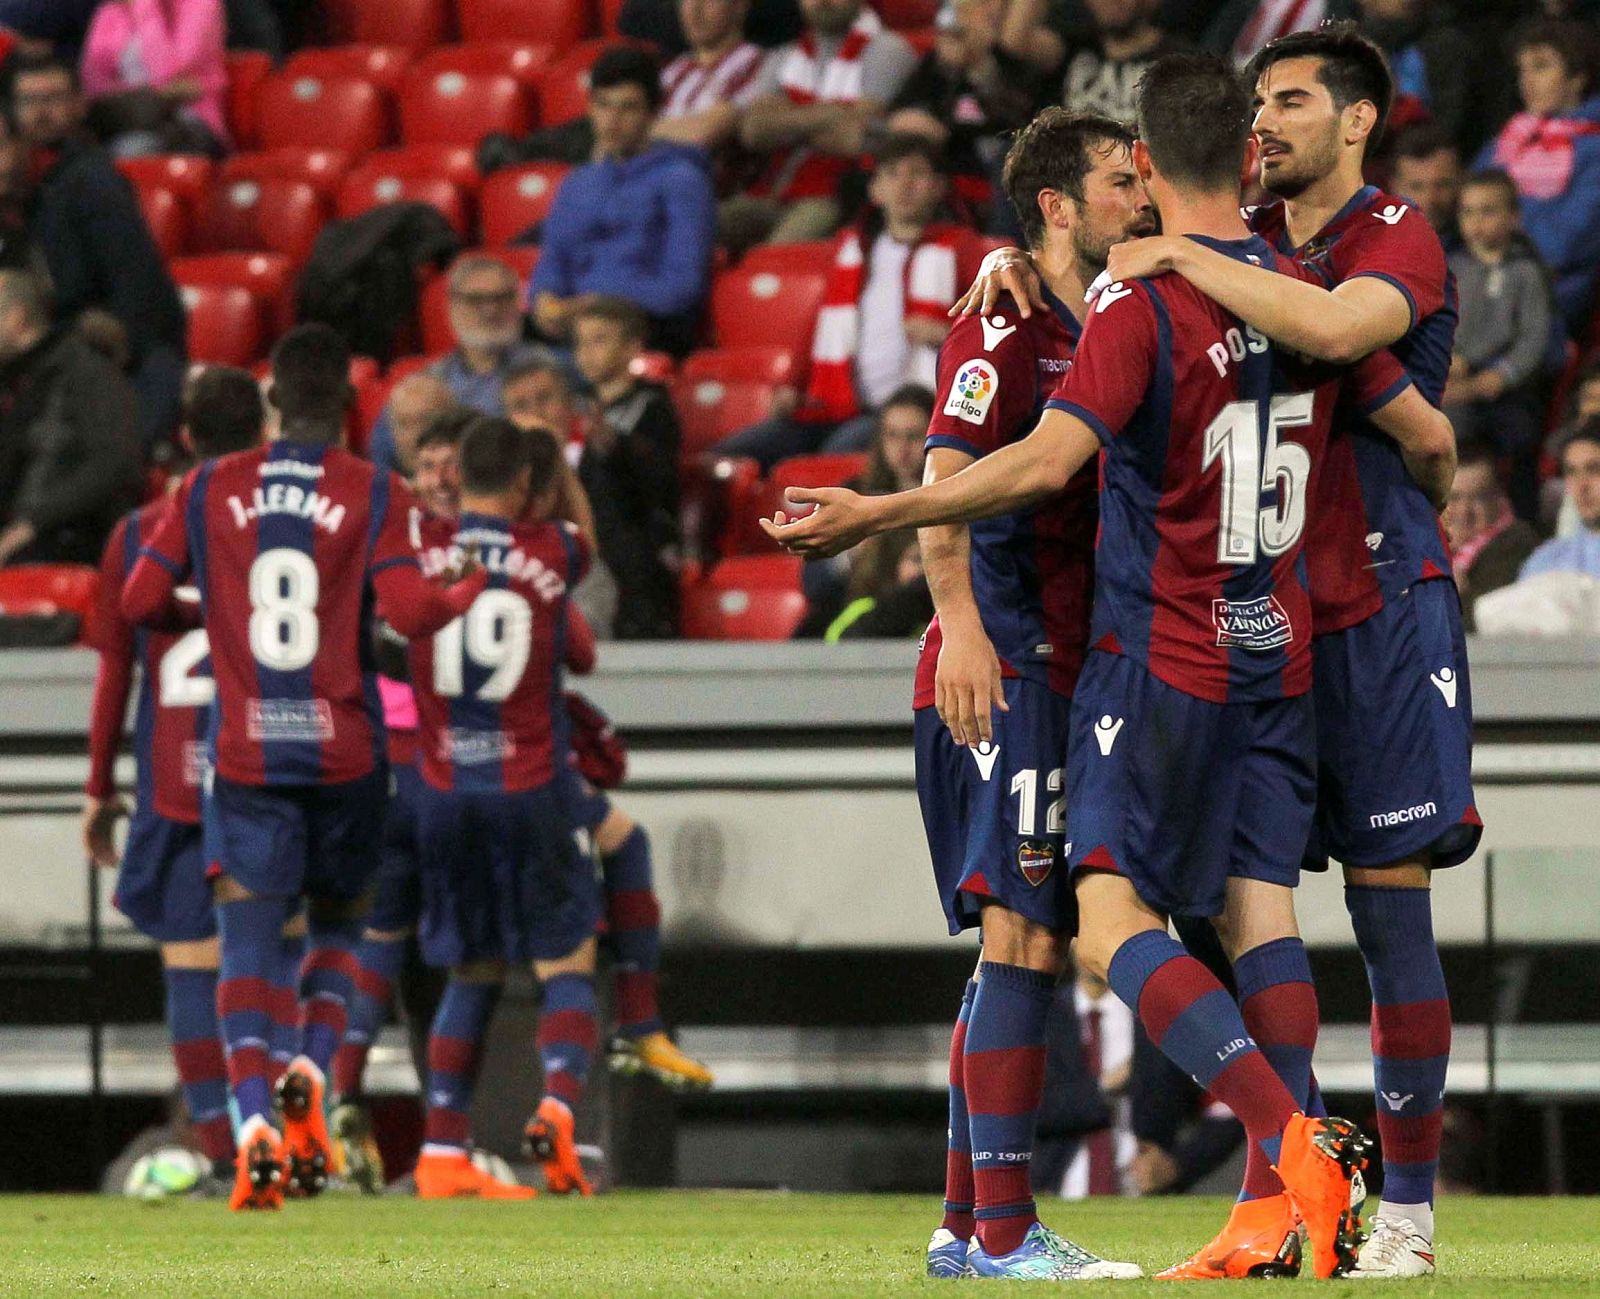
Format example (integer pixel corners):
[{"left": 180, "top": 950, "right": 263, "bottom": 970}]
[{"left": 1444, "top": 169, "right": 1555, "bottom": 520}]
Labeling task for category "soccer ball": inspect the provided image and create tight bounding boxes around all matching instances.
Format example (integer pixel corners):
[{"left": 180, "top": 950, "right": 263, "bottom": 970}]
[{"left": 123, "top": 1147, "right": 205, "bottom": 1199}]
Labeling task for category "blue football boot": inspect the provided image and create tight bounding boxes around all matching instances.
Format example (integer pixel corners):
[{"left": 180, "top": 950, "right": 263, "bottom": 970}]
[
  {"left": 967, "top": 1222, "right": 1146, "bottom": 1280},
  {"left": 927, "top": 1228, "right": 973, "bottom": 1278}
]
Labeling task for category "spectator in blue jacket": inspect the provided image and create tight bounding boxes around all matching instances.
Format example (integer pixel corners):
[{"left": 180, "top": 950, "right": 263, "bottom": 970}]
[
  {"left": 529, "top": 45, "right": 716, "bottom": 359},
  {"left": 1477, "top": 19, "right": 1600, "bottom": 334}
]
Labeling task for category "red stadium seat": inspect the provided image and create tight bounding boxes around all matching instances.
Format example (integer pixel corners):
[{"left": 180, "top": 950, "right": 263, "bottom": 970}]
[
  {"left": 400, "top": 68, "right": 531, "bottom": 148},
  {"left": 221, "top": 147, "right": 354, "bottom": 200},
  {"left": 710, "top": 264, "right": 827, "bottom": 362},
  {"left": 257, "top": 74, "right": 392, "bottom": 156},
  {"left": 680, "top": 346, "right": 799, "bottom": 388},
  {"left": 536, "top": 40, "right": 609, "bottom": 126},
  {"left": 179, "top": 281, "right": 268, "bottom": 366},
  {"left": 769, "top": 453, "right": 870, "bottom": 492},
  {"left": 225, "top": 50, "right": 272, "bottom": 149},
  {"left": 195, "top": 176, "right": 330, "bottom": 264},
  {"left": 338, "top": 166, "right": 471, "bottom": 236},
  {"left": 873, "top": 0, "right": 939, "bottom": 28},
  {"left": 0, "top": 564, "right": 100, "bottom": 623},
  {"left": 170, "top": 252, "right": 298, "bottom": 336},
  {"left": 323, "top": 0, "right": 450, "bottom": 52},
  {"left": 417, "top": 272, "right": 454, "bottom": 354},
  {"left": 478, "top": 162, "right": 568, "bottom": 245},
  {"left": 284, "top": 44, "right": 414, "bottom": 95},
  {"left": 901, "top": 26, "right": 936, "bottom": 57},
  {"left": 672, "top": 374, "right": 787, "bottom": 456},
  {"left": 681, "top": 558, "right": 808, "bottom": 640},
  {"left": 458, "top": 0, "right": 594, "bottom": 53},
  {"left": 116, "top": 154, "right": 215, "bottom": 212},
  {"left": 416, "top": 41, "right": 557, "bottom": 91},
  {"left": 132, "top": 184, "right": 189, "bottom": 259},
  {"left": 741, "top": 240, "right": 836, "bottom": 274}
]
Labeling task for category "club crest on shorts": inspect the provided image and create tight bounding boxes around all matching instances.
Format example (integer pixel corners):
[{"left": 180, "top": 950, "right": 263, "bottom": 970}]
[{"left": 1017, "top": 839, "right": 1055, "bottom": 886}]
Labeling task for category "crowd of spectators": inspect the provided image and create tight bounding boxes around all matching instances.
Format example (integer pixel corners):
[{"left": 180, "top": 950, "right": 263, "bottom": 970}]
[{"left": 5, "top": 1, "right": 1600, "bottom": 641}]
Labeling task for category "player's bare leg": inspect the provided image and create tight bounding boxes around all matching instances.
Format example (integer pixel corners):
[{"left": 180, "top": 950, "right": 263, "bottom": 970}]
[
  {"left": 1076, "top": 873, "right": 1369, "bottom": 1279},
  {"left": 159, "top": 936, "right": 234, "bottom": 1192},
  {"left": 596, "top": 807, "right": 713, "bottom": 1090},
  {"left": 1159, "top": 881, "right": 1320, "bottom": 1280},
  {"left": 1343, "top": 857, "right": 1444, "bottom": 1278},
  {"left": 526, "top": 937, "right": 599, "bottom": 1196}
]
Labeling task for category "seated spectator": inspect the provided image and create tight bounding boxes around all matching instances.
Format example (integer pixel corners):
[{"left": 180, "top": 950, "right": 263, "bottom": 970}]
[
  {"left": 1444, "top": 169, "right": 1553, "bottom": 521},
  {"left": 367, "top": 255, "right": 547, "bottom": 473},
  {"left": 887, "top": 0, "right": 1039, "bottom": 222},
  {"left": 1543, "top": 354, "right": 1600, "bottom": 529},
  {"left": 654, "top": 0, "right": 767, "bottom": 185},
  {"left": 1199, "top": 0, "right": 1325, "bottom": 67},
  {"left": 717, "top": 135, "right": 961, "bottom": 467},
  {"left": 1447, "top": 442, "right": 1542, "bottom": 632},
  {"left": 384, "top": 372, "right": 454, "bottom": 476},
  {"left": 0, "top": 268, "right": 140, "bottom": 565},
  {"left": 2, "top": 48, "right": 186, "bottom": 449},
  {"left": 793, "top": 526, "right": 930, "bottom": 639},
  {"left": 0, "top": 113, "right": 44, "bottom": 273},
  {"left": 1351, "top": 0, "right": 1479, "bottom": 156},
  {"left": 727, "top": 0, "right": 918, "bottom": 253},
  {"left": 1000, "top": 0, "right": 1183, "bottom": 125},
  {"left": 1477, "top": 19, "right": 1600, "bottom": 333},
  {"left": 79, "top": 0, "right": 230, "bottom": 158},
  {"left": 1392, "top": 122, "right": 1463, "bottom": 251},
  {"left": 618, "top": 0, "right": 803, "bottom": 54},
  {"left": 529, "top": 45, "right": 716, "bottom": 359},
  {"left": 572, "top": 296, "right": 682, "bottom": 639},
  {"left": 1522, "top": 422, "right": 1600, "bottom": 580}
]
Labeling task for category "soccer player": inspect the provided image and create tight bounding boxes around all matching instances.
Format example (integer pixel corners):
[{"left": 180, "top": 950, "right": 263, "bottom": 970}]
[
  {"left": 765, "top": 53, "right": 1457, "bottom": 1281},
  {"left": 122, "top": 324, "right": 488, "bottom": 1212},
  {"left": 914, "top": 107, "right": 1153, "bottom": 1282},
  {"left": 83, "top": 366, "right": 266, "bottom": 1187},
  {"left": 406, "top": 418, "right": 600, "bottom": 1199}
]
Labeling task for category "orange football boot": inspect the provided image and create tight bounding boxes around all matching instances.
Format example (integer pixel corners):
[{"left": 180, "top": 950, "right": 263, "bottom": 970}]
[
  {"left": 229, "top": 1116, "right": 286, "bottom": 1212},
  {"left": 1156, "top": 1193, "right": 1302, "bottom": 1280},
  {"left": 414, "top": 1149, "right": 537, "bottom": 1200},
  {"left": 277, "top": 1056, "right": 337, "bottom": 1197},
  {"left": 523, "top": 1097, "right": 593, "bottom": 1196},
  {"left": 1274, "top": 1114, "right": 1373, "bottom": 1279}
]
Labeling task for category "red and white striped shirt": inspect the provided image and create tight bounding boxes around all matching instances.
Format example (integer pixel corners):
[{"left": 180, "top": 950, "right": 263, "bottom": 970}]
[{"left": 661, "top": 42, "right": 766, "bottom": 119}]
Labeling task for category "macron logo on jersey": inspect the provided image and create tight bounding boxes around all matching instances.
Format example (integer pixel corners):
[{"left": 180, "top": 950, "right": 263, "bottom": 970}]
[
  {"left": 943, "top": 359, "right": 999, "bottom": 425},
  {"left": 981, "top": 315, "right": 1017, "bottom": 351},
  {"left": 1093, "top": 715, "right": 1124, "bottom": 756},
  {"left": 970, "top": 741, "right": 1000, "bottom": 781},
  {"left": 1373, "top": 203, "right": 1409, "bottom": 225},
  {"left": 1430, "top": 667, "right": 1458, "bottom": 707},
  {"left": 1095, "top": 282, "right": 1134, "bottom": 313}
]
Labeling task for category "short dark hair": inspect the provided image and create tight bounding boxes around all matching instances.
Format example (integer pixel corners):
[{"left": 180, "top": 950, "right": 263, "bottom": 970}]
[
  {"left": 1247, "top": 22, "right": 1395, "bottom": 153},
  {"left": 1393, "top": 122, "right": 1458, "bottom": 164},
  {"left": 269, "top": 324, "right": 351, "bottom": 439},
  {"left": 589, "top": 45, "right": 663, "bottom": 112},
  {"left": 1563, "top": 416, "right": 1600, "bottom": 460},
  {"left": 875, "top": 132, "right": 947, "bottom": 175},
  {"left": 1460, "top": 168, "right": 1519, "bottom": 211},
  {"left": 573, "top": 294, "right": 648, "bottom": 344},
  {"left": 1137, "top": 53, "right": 1253, "bottom": 191},
  {"left": 415, "top": 406, "right": 476, "bottom": 453},
  {"left": 458, "top": 416, "right": 561, "bottom": 497},
  {"left": 184, "top": 366, "right": 264, "bottom": 458},
  {"left": 1512, "top": 19, "right": 1600, "bottom": 99},
  {"left": 1, "top": 48, "right": 79, "bottom": 121},
  {"left": 522, "top": 424, "right": 563, "bottom": 499},
  {"left": 881, "top": 383, "right": 935, "bottom": 420},
  {"left": 1002, "top": 108, "right": 1136, "bottom": 250},
  {"left": 504, "top": 355, "right": 568, "bottom": 392}
]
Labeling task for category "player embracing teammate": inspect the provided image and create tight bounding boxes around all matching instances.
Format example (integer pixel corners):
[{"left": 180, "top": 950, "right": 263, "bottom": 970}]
[{"left": 768, "top": 46, "right": 1464, "bottom": 1281}]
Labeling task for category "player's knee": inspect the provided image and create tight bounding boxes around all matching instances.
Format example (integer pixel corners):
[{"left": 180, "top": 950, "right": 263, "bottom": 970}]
[
  {"left": 213, "top": 874, "right": 261, "bottom": 904},
  {"left": 1345, "top": 859, "right": 1431, "bottom": 889},
  {"left": 364, "top": 927, "right": 412, "bottom": 943},
  {"left": 978, "top": 905, "right": 1068, "bottom": 975},
  {"left": 535, "top": 935, "right": 598, "bottom": 979},
  {"left": 595, "top": 808, "right": 635, "bottom": 855},
  {"left": 160, "top": 936, "right": 221, "bottom": 970}
]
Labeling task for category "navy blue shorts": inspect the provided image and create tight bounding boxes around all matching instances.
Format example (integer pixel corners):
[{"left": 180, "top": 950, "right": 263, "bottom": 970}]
[
  {"left": 1065, "top": 652, "right": 1316, "bottom": 919},
  {"left": 116, "top": 810, "right": 214, "bottom": 943},
  {"left": 204, "top": 770, "right": 386, "bottom": 902},
  {"left": 415, "top": 783, "right": 600, "bottom": 968},
  {"left": 914, "top": 677, "right": 1077, "bottom": 936},
  {"left": 368, "top": 761, "right": 424, "bottom": 932},
  {"left": 552, "top": 762, "right": 612, "bottom": 835},
  {"left": 1307, "top": 578, "right": 1481, "bottom": 871}
]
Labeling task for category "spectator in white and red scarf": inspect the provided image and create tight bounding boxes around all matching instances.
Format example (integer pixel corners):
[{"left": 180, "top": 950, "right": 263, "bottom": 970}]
[
  {"left": 654, "top": 0, "right": 766, "bottom": 175},
  {"left": 726, "top": 0, "right": 917, "bottom": 252},
  {"left": 1446, "top": 442, "right": 1541, "bottom": 632},
  {"left": 716, "top": 134, "right": 966, "bottom": 467}
]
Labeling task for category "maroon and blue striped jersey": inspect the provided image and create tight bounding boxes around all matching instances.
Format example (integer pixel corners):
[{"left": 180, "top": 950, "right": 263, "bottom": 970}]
[
  {"left": 86, "top": 503, "right": 210, "bottom": 824},
  {"left": 914, "top": 288, "right": 1098, "bottom": 708},
  {"left": 1044, "top": 235, "right": 1412, "bottom": 705},
  {"left": 407, "top": 511, "right": 591, "bottom": 793},
  {"left": 123, "top": 440, "right": 481, "bottom": 787},
  {"left": 1250, "top": 186, "right": 1458, "bottom": 633}
]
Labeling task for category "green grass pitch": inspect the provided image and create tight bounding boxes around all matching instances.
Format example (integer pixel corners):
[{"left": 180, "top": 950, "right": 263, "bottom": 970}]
[{"left": 2, "top": 1192, "right": 1596, "bottom": 1297}]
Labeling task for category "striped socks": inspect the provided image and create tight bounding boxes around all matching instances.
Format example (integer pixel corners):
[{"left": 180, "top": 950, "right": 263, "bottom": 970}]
[
  {"left": 538, "top": 973, "right": 599, "bottom": 1109},
  {"left": 333, "top": 931, "right": 406, "bottom": 1099},
  {"left": 216, "top": 896, "right": 291, "bottom": 1129},
  {"left": 941, "top": 979, "right": 978, "bottom": 1241},
  {"left": 163, "top": 966, "right": 233, "bottom": 1165},
  {"left": 1233, "top": 937, "right": 1319, "bottom": 1201},
  {"left": 422, "top": 979, "right": 501, "bottom": 1152},
  {"left": 299, "top": 918, "right": 362, "bottom": 1076},
  {"left": 602, "top": 828, "right": 664, "bottom": 1039}
]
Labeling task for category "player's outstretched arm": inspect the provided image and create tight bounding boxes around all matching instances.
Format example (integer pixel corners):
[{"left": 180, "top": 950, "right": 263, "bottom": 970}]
[
  {"left": 374, "top": 563, "right": 488, "bottom": 639},
  {"left": 1106, "top": 236, "right": 1413, "bottom": 364},
  {"left": 1369, "top": 385, "right": 1457, "bottom": 512},
  {"left": 762, "top": 410, "right": 1098, "bottom": 557},
  {"left": 920, "top": 447, "right": 1008, "bottom": 748}
]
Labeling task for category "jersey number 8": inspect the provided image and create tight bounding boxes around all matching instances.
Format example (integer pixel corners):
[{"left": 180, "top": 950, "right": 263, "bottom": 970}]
[
  {"left": 1202, "top": 393, "right": 1313, "bottom": 566},
  {"left": 248, "top": 549, "right": 320, "bottom": 672},
  {"left": 433, "top": 590, "right": 533, "bottom": 701}
]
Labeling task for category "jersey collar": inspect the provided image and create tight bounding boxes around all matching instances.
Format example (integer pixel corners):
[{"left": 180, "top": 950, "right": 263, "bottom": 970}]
[
  {"left": 1041, "top": 283, "right": 1082, "bottom": 342},
  {"left": 1283, "top": 183, "right": 1380, "bottom": 256}
]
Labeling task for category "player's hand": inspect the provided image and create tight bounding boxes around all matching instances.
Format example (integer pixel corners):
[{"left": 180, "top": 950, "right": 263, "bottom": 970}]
[
  {"left": 442, "top": 543, "right": 482, "bottom": 584},
  {"left": 948, "top": 248, "right": 1043, "bottom": 320},
  {"left": 82, "top": 795, "right": 127, "bottom": 868},
  {"left": 759, "top": 487, "right": 877, "bottom": 558},
  {"left": 1104, "top": 235, "right": 1185, "bottom": 285},
  {"left": 935, "top": 617, "right": 1008, "bottom": 748}
]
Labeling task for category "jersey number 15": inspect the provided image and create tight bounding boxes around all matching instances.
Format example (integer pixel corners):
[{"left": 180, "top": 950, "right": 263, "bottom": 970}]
[{"left": 1202, "top": 393, "right": 1313, "bottom": 566}]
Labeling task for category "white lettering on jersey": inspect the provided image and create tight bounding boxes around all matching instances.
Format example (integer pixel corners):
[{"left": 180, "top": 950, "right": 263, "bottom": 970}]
[
  {"left": 942, "top": 359, "right": 999, "bottom": 425},
  {"left": 981, "top": 315, "right": 1017, "bottom": 352},
  {"left": 226, "top": 486, "right": 347, "bottom": 534}
]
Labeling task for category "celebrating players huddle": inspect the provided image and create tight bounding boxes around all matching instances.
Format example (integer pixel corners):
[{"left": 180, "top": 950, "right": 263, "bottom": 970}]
[
  {"left": 86, "top": 323, "right": 710, "bottom": 1212},
  {"left": 769, "top": 25, "right": 1475, "bottom": 1284}
]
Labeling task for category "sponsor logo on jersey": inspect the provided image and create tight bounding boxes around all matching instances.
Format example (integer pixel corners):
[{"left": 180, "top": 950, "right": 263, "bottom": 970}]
[
  {"left": 1430, "top": 667, "right": 1458, "bottom": 707},
  {"left": 1212, "top": 595, "right": 1293, "bottom": 651},
  {"left": 246, "top": 698, "right": 335, "bottom": 742},
  {"left": 981, "top": 315, "right": 1017, "bottom": 351},
  {"left": 182, "top": 741, "right": 209, "bottom": 788},
  {"left": 970, "top": 740, "right": 1000, "bottom": 782},
  {"left": 1037, "top": 357, "right": 1070, "bottom": 374},
  {"left": 1017, "top": 838, "right": 1055, "bottom": 886},
  {"left": 1374, "top": 203, "right": 1409, "bottom": 225},
  {"left": 943, "top": 359, "right": 999, "bottom": 425},
  {"left": 1093, "top": 714, "right": 1124, "bottom": 756},
  {"left": 1095, "top": 281, "right": 1134, "bottom": 313},
  {"left": 259, "top": 460, "right": 325, "bottom": 480},
  {"left": 1369, "top": 801, "right": 1437, "bottom": 829},
  {"left": 442, "top": 728, "right": 517, "bottom": 766}
]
